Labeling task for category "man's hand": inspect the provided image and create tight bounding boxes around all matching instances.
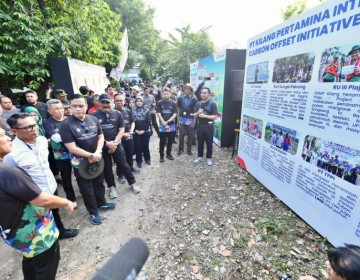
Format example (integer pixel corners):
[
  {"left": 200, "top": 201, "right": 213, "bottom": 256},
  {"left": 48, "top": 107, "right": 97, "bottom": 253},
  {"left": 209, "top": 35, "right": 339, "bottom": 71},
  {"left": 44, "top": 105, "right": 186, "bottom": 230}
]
[
  {"left": 89, "top": 152, "right": 102, "bottom": 163},
  {"left": 64, "top": 200, "right": 75, "bottom": 214},
  {"left": 106, "top": 140, "right": 118, "bottom": 151}
]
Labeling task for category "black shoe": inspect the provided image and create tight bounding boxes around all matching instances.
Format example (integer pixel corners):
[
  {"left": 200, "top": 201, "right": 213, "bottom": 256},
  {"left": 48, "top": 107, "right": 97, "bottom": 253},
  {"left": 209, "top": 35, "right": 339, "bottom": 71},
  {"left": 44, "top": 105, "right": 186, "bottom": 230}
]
[
  {"left": 160, "top": 156, "right": 165, "bottom": 162},
  {"left": 166, "top": 154, "right": 175, "bottom": 160},
  {"left": 131, "top": 167, "right": 140, "bottom": 174},
  {"left": 59, "top": 228, "right": 79, "bottom": 239},
  {"left": 187, "top": 151, "right": 192, "bottom": 156},
  {"left": 177, "top": 150, "right": 183, "bottom": 155}
]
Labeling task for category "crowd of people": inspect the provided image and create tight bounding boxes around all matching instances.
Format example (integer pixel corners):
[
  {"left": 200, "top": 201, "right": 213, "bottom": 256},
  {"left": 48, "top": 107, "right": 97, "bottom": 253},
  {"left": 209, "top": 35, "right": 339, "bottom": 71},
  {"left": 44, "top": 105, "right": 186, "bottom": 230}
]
[
  {"left": 0, "top": 79, "right": 220, "bottom": 279},
  {"left": 1, "top": 80, "right": 360, "bottom": 279}
]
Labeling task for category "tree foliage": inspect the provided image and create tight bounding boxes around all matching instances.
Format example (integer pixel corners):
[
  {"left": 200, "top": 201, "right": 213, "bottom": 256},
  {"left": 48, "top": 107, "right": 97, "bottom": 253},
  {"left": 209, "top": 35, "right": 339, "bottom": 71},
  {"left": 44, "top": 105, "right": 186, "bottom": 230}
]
[
  {"left": 156, "top": 25, "right": 215, "bottom": 84},
  {"left": 281, "top": 0, "right": 325, "bottom": 20},
  {"left": 0, "top": 0, "right": 122, "bottom": 93}
]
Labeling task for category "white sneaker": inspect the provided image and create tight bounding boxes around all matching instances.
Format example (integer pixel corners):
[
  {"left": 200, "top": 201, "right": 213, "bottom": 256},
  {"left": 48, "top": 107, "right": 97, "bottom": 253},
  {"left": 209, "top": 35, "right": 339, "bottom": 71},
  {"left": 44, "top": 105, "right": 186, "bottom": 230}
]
[
  {"left": 207, "top": 159, "right": 213, "bottom": 166},
  {"left": 73, "top": 201, "right": 78, "bottom": 209},
  {"left": 131, "top": 184, "right": 140, "bottom": 194},
  {"left": 194, "top": 157, "right": 203, "bottom": 164},
  {"left": 109, "top": 186, "right": 118, "bottom": 199}
]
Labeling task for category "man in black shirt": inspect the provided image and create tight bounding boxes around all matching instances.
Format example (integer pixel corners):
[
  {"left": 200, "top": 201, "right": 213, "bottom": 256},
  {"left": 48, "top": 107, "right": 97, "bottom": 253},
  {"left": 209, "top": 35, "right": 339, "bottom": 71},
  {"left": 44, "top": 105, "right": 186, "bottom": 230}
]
[
  {"left": 193, "top": 87, "right": 218, "bottom": 166},
  {"left": 43, "top": 99, "right": 77, "bottom": 206},
  {"left": 156, "top": 87, "right": 177, "bottom": 162},
  {"left": 23, "top": 90, "right": 49, "bottom": 120},
  {"left": 92, "top": 94, "right": 139, "bottom": 196},
  {"left": 59, "top": 94, "right": 115, "bottom": 225},
  {"left": 177, "top": 84, "right": 197, "bottom": 156},
  {"left": 114, "top": 94, "right": 140, "bottom": 175}
]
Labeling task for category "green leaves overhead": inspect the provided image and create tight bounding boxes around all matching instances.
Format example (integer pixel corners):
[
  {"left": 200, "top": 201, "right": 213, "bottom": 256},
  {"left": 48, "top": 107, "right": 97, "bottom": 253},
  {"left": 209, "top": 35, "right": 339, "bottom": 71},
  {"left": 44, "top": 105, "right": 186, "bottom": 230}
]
[{"left": 0, "top": 0, "right": 122, "bottom": 90}]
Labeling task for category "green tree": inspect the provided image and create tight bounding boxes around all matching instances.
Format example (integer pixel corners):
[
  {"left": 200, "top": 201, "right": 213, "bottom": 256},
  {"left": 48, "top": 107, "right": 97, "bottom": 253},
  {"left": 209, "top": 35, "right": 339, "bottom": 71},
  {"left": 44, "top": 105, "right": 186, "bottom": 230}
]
[
  {"left": 281, "top": 0, "right": 325, "bottom": 20},
  {"left": 105, "top": 0, "right": 161, "bottom": 79},
  {"left": 156, "top": 25, "right": 215, "bottom": 84},
  {"left": 0, "top": 0, "right": 122, "bottom": 95}
]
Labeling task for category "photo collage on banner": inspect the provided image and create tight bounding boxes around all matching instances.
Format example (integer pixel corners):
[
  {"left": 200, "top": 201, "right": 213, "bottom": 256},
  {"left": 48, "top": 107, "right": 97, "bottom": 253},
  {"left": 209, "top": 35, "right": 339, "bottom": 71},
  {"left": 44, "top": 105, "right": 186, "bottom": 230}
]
[{"left": 238, "top": 0, "right": 360, "bottom": 246}]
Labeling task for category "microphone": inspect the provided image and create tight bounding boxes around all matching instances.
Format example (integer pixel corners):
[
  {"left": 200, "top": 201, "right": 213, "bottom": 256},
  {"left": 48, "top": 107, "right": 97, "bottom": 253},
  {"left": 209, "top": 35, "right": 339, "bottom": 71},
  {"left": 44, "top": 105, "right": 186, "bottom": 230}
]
[{"left": 92, "top": 237, "right": 149, "bottom": 280}]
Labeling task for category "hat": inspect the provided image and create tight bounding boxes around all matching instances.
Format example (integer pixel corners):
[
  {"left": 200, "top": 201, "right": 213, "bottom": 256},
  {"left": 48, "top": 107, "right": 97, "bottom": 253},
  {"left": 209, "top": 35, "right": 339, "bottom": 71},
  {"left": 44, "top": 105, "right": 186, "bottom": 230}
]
[
  {"left": 98, "top": 94, "right": 112, "bottom": 102},
  {"left": 135, "top": 96, "right": 143, "bottom": 102},
  {"left": 78, "top": 158, "right": 104, "bottom": 179},
  {"left": 348, "top": 45, "right": 360, "bottom": 55},
  {"left": 131, "top": 85, "right": 140, "bottom": 92},
  {"left": 184, "top": 83, "right": 193, "bottom": 91}
]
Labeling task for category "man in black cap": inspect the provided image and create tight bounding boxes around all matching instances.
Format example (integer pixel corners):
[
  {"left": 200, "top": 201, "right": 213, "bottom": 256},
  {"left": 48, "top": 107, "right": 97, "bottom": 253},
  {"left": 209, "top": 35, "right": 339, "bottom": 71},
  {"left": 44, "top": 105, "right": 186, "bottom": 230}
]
[
  {"left": 92, "top": 94, "right": 140, "bottom": 196},
  {"left": 59, "top": 94, "right": 115, "bottom": 225}
]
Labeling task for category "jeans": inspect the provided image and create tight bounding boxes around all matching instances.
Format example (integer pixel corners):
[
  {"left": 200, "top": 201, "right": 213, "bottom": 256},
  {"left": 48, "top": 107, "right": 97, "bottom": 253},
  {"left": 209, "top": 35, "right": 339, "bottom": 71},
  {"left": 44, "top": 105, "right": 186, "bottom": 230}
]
[
  {"left": 178, "top": 125, "right": 195, "bottom": 152},
  {"left": 103, "top": 144, "right": 135, "bottom": 187},
  {"left": 159, "top": 131, "right": 175, "bottom": 156},
  {"left": 55, "top": 160, "right": 76, "bottom": 202},
  {"left": 22, "top": 240, "right": 60, "bottom": 280},
  {"left": 197, "top": 125, "right": 214, "bottom": 158},
  {"left": 133, "top": 131, "right": 151, "bottom": 165},
  {"left": 73, "top": 168, "right": 106, "bottom": 215}
]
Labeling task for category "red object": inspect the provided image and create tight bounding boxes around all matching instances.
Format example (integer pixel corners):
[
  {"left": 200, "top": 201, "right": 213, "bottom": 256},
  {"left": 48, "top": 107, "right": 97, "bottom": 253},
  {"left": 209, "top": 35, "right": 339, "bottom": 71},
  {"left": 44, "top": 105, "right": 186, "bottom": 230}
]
[
  {"left": 237, "top": 156, "right": 247, "bottom": 170},
  {"left": 209, "top": 73, "right": 215, "bottom": 77}
]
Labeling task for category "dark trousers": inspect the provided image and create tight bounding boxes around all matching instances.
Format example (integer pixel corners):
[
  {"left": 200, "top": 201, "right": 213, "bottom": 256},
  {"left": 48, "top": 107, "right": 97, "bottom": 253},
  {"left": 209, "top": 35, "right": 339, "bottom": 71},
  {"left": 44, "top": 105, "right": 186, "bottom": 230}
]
[
  {"left": 179, "top": 125, "right": 195, "bottom": 152},
  {"left": 159, "top": 131, "right": 175, "bottom": 156},
  {"left": 22, "top": 240, "right": 60, "bottom": 280},
  {"left": 120, "top": 138, "right": 134, "bottom": 169},
  {"left": 55, "top": 160, "right": 76, "bottom": 202},
  {"left": 134, "top": 131, "right": 151, "bottom": 165},
  {"left": 73, "top": 168, "right": 106, "bottom": 215},
  {"left": 52, "top": 190, "right": 64, "bottom": 231},
  {"left": 151, "top": 113, "right": 160, "bottom": 135},
  {"left": 103, "top": 144, "right": 135, "bottom": 187},
  {"left": 197, "top": 125, "right": 214, "bottom": 158},
  {"left": 48, "top": 147, "right": 59, "bottom": 177}
]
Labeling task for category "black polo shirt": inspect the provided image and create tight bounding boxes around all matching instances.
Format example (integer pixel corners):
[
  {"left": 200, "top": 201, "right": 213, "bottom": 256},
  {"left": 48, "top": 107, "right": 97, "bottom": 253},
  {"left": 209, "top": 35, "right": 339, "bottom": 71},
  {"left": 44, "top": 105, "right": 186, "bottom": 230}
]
[{"left": 91, "top": 109, "right": 124, "bottom": 141}]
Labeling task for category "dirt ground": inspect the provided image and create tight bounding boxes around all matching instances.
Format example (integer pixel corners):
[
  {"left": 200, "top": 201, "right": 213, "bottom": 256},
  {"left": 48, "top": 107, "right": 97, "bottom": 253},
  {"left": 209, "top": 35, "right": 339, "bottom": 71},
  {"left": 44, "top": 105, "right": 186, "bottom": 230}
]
[{"left": 0, "top": 136, "right": 331, "bottom": 280}]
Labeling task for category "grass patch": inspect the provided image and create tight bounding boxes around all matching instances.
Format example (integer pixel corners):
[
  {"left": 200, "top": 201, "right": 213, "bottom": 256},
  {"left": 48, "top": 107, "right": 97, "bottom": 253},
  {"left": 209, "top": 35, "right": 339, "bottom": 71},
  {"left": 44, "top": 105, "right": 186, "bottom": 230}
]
[{"left": 234, "top": 234, "right": 250, "bottom": 249}]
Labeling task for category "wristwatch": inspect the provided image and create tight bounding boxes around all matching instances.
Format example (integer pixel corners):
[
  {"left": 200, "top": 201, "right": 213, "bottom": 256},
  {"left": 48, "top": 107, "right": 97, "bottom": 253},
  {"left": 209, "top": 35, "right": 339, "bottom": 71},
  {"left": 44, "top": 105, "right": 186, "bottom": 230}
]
[{"left": 89, "top": 154, "right": 94, "bottom": 160}]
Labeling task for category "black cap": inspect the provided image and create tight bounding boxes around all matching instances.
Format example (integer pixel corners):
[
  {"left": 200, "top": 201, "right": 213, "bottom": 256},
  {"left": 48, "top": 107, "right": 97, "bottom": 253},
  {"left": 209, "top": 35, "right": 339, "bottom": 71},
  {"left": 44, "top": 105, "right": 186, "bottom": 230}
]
[{"left": 98, "top": 94, "right": 112, "bottom": 102}]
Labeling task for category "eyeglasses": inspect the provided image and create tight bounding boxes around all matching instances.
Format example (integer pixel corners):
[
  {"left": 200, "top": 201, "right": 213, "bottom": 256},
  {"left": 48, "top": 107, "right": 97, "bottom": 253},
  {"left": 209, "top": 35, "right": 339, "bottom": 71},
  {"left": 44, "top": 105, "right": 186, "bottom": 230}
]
[
  {"left": 17, "top": 123, "right": 38, "bottom": 131},
  {"left": 80, "top": 122, "right": 89, "bottom": 133}
]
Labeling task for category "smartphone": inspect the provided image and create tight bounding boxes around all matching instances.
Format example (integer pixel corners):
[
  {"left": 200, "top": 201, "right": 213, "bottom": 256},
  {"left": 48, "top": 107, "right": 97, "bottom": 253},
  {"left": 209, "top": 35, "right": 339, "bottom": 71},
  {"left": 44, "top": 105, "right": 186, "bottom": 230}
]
[{"left": 204, "top": 77, "right": 211, "bottom": 81}]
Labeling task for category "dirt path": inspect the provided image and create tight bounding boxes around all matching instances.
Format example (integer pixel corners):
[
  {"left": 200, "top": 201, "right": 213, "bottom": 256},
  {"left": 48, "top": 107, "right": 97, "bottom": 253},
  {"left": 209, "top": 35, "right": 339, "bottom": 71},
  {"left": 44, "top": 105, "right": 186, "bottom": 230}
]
[{"left": 0, "top": 136, "right": 330, "bottom": 280}]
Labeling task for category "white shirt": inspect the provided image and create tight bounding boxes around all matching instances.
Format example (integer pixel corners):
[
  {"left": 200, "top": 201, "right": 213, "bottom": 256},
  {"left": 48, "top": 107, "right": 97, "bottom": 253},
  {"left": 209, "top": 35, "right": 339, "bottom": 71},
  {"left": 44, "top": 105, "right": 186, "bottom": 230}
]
[{"left": 3, "top": 136, "right": 57, "bottom": 194}]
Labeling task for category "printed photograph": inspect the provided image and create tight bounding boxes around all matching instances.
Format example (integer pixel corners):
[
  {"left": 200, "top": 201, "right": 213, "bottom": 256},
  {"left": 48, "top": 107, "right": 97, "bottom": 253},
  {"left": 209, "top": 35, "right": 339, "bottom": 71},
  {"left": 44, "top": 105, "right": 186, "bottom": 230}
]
[
  {"left": 264, "top": 123, "right": 299, "bottom": 155},
  {"left": 246, "top": 61, "right": 269, "bottom": 84},
  {"left": 319, "top": 44, "right": 360, "bottom": 83},
  {"left": 272, "top": 52, "right": 315, "bottom": 83},
  {"left": 241, "top": 115, "right": 263, "bottom": 139},
  {"left": 302, "top": 135, "right": 360, "bottom": 186}
]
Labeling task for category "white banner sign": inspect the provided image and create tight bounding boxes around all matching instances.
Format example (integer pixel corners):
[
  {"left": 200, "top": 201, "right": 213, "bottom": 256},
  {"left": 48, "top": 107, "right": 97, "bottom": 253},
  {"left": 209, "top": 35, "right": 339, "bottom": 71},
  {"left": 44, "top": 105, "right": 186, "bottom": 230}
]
[{"left": 238, "top": 0, "right": 360, "bottom": 246}]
